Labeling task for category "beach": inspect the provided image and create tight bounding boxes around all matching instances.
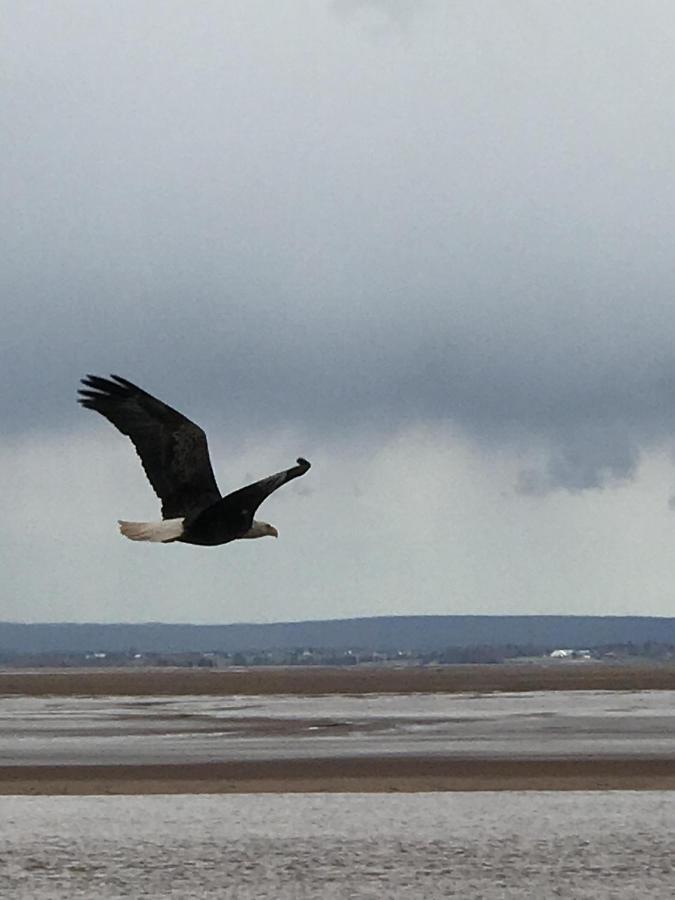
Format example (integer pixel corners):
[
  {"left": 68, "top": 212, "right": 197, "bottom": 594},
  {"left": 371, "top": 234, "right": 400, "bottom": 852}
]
[
  {"left": 4, "top": 756, "right": 675, "bottom": 795},
  {"left": 2, "top": 664, "right": 675, "bottom": 794},
  {"left": 4, "top": 661, "right": 675, "bottom": 697}
]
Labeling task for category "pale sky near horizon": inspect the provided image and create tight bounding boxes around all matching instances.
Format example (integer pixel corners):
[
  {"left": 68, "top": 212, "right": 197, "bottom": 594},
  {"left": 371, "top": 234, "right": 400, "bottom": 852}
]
[{"left": 4, "top": 0, "right": 675, "bottom": 623}]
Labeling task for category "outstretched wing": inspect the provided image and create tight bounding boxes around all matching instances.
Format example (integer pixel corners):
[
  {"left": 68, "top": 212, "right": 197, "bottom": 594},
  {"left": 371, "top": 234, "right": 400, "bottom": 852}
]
[
  {"left": 78, "top": 374, "right": 221, "bottom": 519},
  {"left": 219, "top": 458, "right": 311, "bottom": 519}
]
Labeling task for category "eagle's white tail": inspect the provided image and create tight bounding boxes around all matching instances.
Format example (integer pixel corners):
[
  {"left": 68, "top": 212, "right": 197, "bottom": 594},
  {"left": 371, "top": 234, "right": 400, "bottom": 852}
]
[{"left": 118, "top": 518, "right": 184, "bottom": 542}]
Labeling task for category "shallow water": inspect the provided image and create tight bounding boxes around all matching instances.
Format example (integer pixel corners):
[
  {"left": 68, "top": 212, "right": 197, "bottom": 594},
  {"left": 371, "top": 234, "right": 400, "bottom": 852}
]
[
  {"left": 2, "top": 690, "right": 675, "bottom": 765},
  {"left": 2, "top": 792, "right": 675, "bottom": 898}
]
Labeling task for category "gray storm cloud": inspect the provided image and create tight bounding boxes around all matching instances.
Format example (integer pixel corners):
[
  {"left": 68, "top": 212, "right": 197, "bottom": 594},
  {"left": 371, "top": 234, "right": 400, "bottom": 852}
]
[{"left": 3, "top": 1, "right": 675, "bottom": 494}]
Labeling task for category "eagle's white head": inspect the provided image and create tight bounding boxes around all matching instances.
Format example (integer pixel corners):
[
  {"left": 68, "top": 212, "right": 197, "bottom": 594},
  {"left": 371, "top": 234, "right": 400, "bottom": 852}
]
[{"left": 241, "top": 520, "right": 279, "bottom": 539}]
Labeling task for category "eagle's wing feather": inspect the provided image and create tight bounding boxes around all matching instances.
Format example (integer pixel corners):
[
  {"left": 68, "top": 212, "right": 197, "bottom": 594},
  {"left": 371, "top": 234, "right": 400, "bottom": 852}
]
[
  {"left": 78, "top": 374, "right": 221, "bottom": 518},
  {"left": 219, "top": 457, "right": 311, "bottom": 519}
]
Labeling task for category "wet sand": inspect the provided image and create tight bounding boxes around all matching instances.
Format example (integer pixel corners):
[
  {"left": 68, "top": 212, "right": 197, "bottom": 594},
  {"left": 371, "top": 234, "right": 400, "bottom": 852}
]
[
  {"left": 4, "top": 662, "right": 675, "bottom": 696},
  {"left": 3, "top": 665, "right": 675, "bottom": 794},
  {"left": 4, "top": 756, "right": 675, "bottom": 795}
]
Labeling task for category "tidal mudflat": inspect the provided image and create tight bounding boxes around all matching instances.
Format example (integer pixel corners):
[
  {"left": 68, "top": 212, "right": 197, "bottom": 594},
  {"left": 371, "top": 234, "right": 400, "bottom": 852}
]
[{"left": 2, "top": 667, "right": 675, "bottom": 793}]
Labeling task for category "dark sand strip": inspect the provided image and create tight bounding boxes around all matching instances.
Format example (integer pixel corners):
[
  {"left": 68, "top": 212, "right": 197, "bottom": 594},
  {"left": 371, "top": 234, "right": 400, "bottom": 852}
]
[
  {"left": 3, "top": 757, "right": 675, "bottom": 795},
  {"left": 4, "top": 664, "right": 675, "bottom": 697}
]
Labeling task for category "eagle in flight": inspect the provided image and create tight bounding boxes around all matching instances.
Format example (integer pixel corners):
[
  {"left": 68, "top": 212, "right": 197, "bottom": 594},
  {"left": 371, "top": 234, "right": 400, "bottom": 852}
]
[{"left": 78, "top": 374, "right": 311, "bottom": 546}]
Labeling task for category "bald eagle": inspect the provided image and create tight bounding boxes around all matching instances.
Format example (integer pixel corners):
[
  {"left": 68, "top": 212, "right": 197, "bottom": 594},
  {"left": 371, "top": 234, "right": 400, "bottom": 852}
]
[{"left": 78, "top": 375, "right": 311, "bottom": 546}]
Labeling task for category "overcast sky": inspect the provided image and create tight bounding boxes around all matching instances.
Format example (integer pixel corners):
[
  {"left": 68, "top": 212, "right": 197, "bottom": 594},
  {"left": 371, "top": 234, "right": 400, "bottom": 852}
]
[{"left": 4, "top": 0, "right": 675, "bottom": 623}]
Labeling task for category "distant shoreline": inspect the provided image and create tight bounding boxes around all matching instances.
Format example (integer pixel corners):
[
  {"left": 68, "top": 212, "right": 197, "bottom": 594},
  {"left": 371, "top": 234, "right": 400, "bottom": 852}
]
[
  {"left": 4, "top": 756, "right": 675, "bottom": 795},
  {"left": 2, "top": 662, "right": 675, "bottom": 696}
]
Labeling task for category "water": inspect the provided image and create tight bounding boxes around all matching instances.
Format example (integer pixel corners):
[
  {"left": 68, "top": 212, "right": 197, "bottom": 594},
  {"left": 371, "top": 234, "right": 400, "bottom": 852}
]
[
  {"left": 3, "top": 690, "right": 675, "bottom": 765},
  {"left": 2, "top": 792, "right": 675, "bottom": 898}
]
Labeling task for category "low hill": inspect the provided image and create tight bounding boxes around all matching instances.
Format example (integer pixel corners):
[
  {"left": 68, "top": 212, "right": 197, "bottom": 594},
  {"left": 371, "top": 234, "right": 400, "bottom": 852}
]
[{"left": 2, "top": 615, "right": 675, "bottom": 656}]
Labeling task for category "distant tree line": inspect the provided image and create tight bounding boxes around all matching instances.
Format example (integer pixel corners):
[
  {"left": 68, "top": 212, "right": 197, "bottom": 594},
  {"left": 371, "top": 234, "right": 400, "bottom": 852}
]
[{"left": 4, "top": 640, "right": 675, "bottom": 668}]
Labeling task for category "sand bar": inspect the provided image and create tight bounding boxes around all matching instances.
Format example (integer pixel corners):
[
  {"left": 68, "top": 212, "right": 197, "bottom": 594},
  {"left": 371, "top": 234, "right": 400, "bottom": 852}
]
[
  {"left": 3, "top": 756, "right": 675, "bottom": 794},
  {"left": 4, "top": 663, "right": 675, "bottom": 696}
]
